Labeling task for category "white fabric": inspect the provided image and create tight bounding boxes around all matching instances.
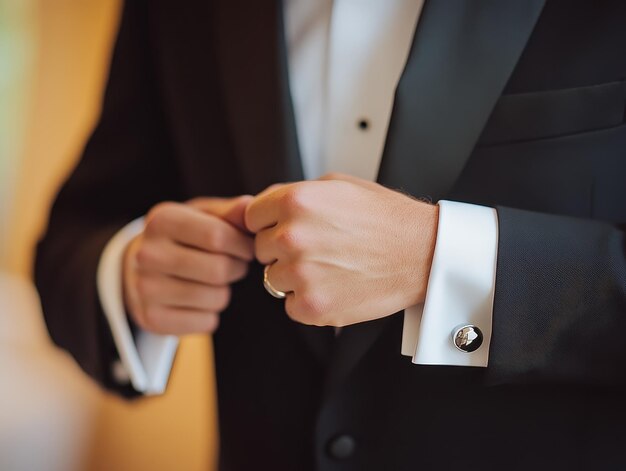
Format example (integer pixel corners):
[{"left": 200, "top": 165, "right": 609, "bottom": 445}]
[
  {"left": 401, "top": 201, "right": 498, "bottom": 366},
  {"left": 285, "top": 0, "right": 425, "bottom": 181},
  {"left": 98, "top": 0, "right": 498, "bottom": 393}
]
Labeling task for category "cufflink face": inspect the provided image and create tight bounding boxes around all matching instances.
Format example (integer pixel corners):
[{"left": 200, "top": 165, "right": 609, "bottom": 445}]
[{"left": 452, "top": 325, "right": 483, "bottom": 353}]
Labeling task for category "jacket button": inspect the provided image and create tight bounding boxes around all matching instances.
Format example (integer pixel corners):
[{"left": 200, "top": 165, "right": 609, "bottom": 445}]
[{"left": 327, "top": 434, "right": 356, "bottom": 459}]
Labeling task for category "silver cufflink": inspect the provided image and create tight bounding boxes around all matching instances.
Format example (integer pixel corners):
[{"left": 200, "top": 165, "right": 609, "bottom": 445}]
[{"left": 452, "top": 325, "right": 483, "bottom": 353}]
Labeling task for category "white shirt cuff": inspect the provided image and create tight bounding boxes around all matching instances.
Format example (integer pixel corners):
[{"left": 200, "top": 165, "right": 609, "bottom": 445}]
[
  {"left": 401, "top": 200, "right": 498, "bottom": 367},
  {"left": 97, "top": 218, "right": 179, "bottom": 394}
]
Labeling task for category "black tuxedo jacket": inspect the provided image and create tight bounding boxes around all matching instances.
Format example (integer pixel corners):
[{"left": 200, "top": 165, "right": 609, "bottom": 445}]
[{"left": 36, "top": 1, "right": 626, "bottom": 470}]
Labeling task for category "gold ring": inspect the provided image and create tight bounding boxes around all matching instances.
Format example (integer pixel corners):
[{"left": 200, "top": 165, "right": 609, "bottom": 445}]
[{"left": 263, "top": 264, "right": 287, "bottom": 299}]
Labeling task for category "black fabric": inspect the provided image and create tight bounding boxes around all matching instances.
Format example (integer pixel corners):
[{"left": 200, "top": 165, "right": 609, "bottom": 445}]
[
  {"left": 378, "top": 0, "right": 545, "bottom": 201},
  {"left": 479, "top": 81, "right": 626, "bottom": 146},
  {"left": 35, "top": 0, "right": 626, "bottom": 469},
  {"left": 488, "top": 207, "right": 626, "bottom": 386},
  {"left": 34, "top": 0, "right": 186, "bottom": 395}
]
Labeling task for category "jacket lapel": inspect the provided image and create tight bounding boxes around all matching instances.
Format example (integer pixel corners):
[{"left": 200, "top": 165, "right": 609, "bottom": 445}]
[
  {"left": 325, "top": 0, "right": 545, "bottom": 395},
  {"left": 215, "top": 0, "right": 303, "bottom": 195},
  {"left": 377, "top": 0, "right": 545, "bottom": 200},
  {"left": 217, "top": 0, "right": 334, "bottom": 364}
]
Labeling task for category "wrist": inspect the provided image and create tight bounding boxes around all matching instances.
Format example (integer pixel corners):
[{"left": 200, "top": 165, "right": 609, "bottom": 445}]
[{"left": 409, "top": 201, "right": 438, "bottom": 305}]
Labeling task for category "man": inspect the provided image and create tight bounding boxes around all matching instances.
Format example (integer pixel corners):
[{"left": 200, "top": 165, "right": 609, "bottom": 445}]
[{"left": 36, "top": 0, "right": 626, "bottom": 470}]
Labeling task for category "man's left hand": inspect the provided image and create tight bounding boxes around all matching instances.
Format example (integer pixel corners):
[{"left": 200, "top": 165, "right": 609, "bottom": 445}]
[{"left": 245, "top": 173, "right": 438, "bottom": 327}]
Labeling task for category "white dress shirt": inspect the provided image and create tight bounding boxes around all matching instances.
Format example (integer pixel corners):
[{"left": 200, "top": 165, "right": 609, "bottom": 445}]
[{"left": 98, "top": 0, "right": 498, "bottom": 394}]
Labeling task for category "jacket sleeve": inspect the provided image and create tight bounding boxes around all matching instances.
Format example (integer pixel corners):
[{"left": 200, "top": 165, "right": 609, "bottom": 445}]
[
  {"left": 486, "top": 206, "right": 626, "bottom": 386},
  {"left": 34, "top": 0, "right": 183, "bottom": 396}
]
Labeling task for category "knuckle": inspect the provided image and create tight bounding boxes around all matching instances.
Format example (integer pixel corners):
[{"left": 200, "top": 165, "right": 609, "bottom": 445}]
[
  {"left": 276, "top": 225, "right": 304, "bottom": 252},
  {"left": 297, "top": 291, "right": 329, "bottom": 326},
  {"left": 282, "top": 185, "right": 311, "bottom": 214},
  {"left": 145, "top": 202, "right": 177, "bottom": 233},
  {"left": 203, "top": 313, "right": 220, "bottom": 333},
  {"left": 135, "top": 246, "right": 159, "bottom": 269}
]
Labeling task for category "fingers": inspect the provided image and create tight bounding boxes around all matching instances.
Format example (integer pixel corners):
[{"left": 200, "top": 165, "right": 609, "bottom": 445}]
[
  {"left": 136, "top": 274, "right": 231, "bottom": 311},
  {"left": 135, "top": 306, "right": 221, "bottom": 336},
  {"left": 187, "top": 195, "right": 253, "bottom": 232},
  {"left": 145, "top": 202, "right": 254, "bottom": 261},
  {"left": 255, "top": 220, "right": 313, "bottom": 265},
  {"left": 124, "top": 196, "right": 261, "bottom": 337},
  {"left": 254, "top": 225, "right": 282, "bottom": 265},
  {"left": 136, "top": 239, "right": 249, "bottom": 285},
  {"left": 245, "top": 184, "right": 293, "bottom": 233}
]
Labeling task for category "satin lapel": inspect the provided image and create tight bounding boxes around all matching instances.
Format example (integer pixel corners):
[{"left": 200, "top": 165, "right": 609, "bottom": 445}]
[
  {"left": 325, "top": 0, "right": 545, "bottom": 396},
  {"left": 215, "top": 0, "right": 303, "bottom": 196},
  {"left": 377, "top": 0, "right": 545, "bottom": 200}
]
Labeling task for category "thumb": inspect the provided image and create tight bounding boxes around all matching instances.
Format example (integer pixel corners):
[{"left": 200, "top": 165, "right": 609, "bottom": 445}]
[{"left": 187, "top": 195, "right": 253, "bottom": 232}]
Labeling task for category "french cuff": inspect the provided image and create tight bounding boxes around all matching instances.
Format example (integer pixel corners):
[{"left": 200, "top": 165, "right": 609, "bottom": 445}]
[
  {"left": 401, "top": 200, "right": 498, "bottom": 367},
  {"left": 97, "top": 218, "right": 179, "bottom": 395}
]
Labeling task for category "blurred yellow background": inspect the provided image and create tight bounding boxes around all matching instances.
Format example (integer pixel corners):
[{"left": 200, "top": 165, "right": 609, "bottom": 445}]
[{"left": 0, "top": 1, "right": 217, "bottom": 469}]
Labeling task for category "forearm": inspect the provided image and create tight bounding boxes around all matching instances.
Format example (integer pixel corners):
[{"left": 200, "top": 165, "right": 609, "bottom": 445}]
[{"left": 487, "top": 206, "right": 626, "bottom": 386}]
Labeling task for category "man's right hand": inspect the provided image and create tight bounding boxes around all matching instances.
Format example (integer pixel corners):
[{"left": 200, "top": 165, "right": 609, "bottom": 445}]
[{"left": 123, "top": 196, "right": 254, "bottom": 335}]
